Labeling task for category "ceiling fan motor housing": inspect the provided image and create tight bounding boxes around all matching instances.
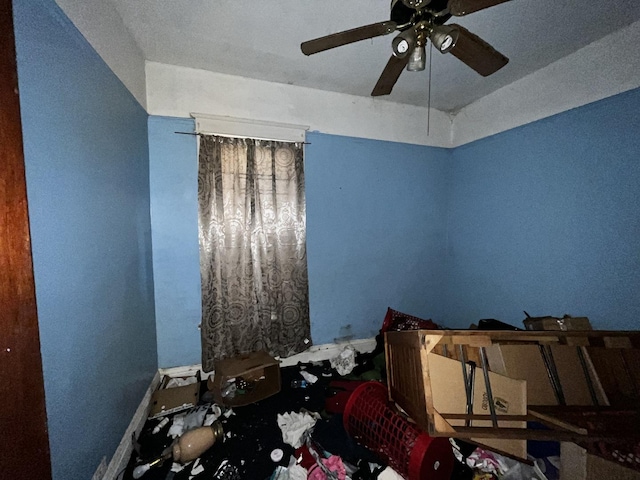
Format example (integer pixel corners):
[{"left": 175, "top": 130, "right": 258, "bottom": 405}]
[{"left": 400, "top": 0, "right": 432, "bottom": 9}]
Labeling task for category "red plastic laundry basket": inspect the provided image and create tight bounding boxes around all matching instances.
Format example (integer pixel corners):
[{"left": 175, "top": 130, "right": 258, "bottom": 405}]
[{"left": 343, "top": 381, "right": 453, "bottom": 480}]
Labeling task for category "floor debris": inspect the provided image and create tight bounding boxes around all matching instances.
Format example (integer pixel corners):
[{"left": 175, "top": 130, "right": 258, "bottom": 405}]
[
  {"left": 127, "top": 343, "right": 557, "bottom": 480},
  {"left": 124, "top": 354, "right": 406, "bottom": 480}
]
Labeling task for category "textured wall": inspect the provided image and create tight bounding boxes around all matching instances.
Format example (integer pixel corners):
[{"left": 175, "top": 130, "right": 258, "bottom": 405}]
[{"left": 14, "top": 1, "right": 157, "bottom": 478}]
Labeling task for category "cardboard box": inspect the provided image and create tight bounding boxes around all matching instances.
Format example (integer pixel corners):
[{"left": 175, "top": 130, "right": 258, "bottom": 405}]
[
  {"left": 149, "top": 374, "right": 201, "bottom": 419},
  {"left": 428, "top": 353, "right": 527, "bottom": 460},
  {"left": 208, "top": 351, "right": 281, "bottom": 407},
  {"left": 523, "top": 315, "right": 592, "bottom": 331},
  {"left": 485, "top": 344, "right": 609, "bottom": 406},
  {"left": 561, "top": 442, "right": 640, "bottom": 480}
]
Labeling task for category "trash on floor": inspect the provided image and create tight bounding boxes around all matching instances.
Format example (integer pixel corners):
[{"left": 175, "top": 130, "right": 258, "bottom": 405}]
[
  {"left": 277, "top": 411, "right": 319, "bottom": 448},
  {"left": 208, "top": 350, "right": 281, "bottom": 407},
  {"left": 330, "top": 346, "right": 357, "bottom": 376}
]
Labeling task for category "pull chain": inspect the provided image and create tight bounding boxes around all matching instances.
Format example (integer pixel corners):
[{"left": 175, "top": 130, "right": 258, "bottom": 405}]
[{"left": 427, "top": 42, "right": 433, "bottom": 136}]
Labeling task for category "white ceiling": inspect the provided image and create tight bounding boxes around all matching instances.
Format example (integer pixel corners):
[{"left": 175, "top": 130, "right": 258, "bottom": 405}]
[{"left": 106, "top": 0, "right": 640, "bottom": 113}]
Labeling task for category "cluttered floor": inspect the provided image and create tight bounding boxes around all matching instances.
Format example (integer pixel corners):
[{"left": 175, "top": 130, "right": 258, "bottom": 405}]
[
  {"left": 122, "top": 310, "right": 640, "bottom": 480},
  {"left": 121, "top": 339, "right": 557, "bottom": 480}
]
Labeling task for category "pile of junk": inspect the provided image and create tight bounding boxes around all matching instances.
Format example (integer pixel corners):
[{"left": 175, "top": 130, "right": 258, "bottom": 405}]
[{"left": 123, "top": 308, "right": 618, "bottom": 480}]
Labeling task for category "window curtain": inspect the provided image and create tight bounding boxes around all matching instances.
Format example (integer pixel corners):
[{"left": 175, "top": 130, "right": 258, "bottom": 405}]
[{"left": 198, "top": 135, "right": 311, "bottom": 370}]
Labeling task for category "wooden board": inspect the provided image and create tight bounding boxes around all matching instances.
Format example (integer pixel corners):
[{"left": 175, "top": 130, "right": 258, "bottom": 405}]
[{"left": 0, "top": 2, "right": 52, "bottom": 478}]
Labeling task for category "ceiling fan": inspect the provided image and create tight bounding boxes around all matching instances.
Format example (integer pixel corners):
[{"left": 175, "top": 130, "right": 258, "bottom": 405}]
[{"left": 301, "top": 0, "right": 511, "bottom": 97}]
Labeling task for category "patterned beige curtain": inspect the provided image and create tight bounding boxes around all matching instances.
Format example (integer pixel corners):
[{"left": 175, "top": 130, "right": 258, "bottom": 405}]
[{"left": 198, "top": 135, "right": 311, "bottom": 369}]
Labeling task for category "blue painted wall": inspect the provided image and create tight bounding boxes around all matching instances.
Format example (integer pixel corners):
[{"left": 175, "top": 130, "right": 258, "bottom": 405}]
[
  {"left": 305, "top": 133, "right": 450, "bottom": 342},
  {"left": 14, "top": 1, "right": 157, "bottom": 479},
  {"left": 445, "top": 88, "right": 640, "bottom": 329},
  {"left": 148, "top": 119, "right": 450, "bottom": 366},
  {"left": 146, "top": 91, "right": 640, "bottom": 368},
  {"left": 148, "top": 87, "right": 640, "bottom": 368},
  {"left": 148, "top": 117, "right": 202, "bottom": 368}
]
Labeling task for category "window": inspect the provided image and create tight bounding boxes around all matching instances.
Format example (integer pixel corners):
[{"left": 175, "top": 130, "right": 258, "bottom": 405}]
[{"left": 197, "top": 134, "right": 311, "bottom": 369}]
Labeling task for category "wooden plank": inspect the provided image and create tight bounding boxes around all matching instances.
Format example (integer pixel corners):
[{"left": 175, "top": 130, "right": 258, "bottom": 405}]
[
  {"left": 527, "top": 409, "right": 589, "bottom": 435},
  {"left": 449, "top": 425, "right": 639, "bottom": 441},
  {"left": 417, "top": 329, "right": 640, "bottom": 342},
  {"left": 604, "top": 336, "right": 633, "bottom": 349},
  {"left": 441, "top": 413, "right": 532, "bottom": 422},
  {"left": 444, "top": 427, "right": 591, "bottom": 441},
  {"left": 0, "top": 2, "right": 52, "bottom": 478}
]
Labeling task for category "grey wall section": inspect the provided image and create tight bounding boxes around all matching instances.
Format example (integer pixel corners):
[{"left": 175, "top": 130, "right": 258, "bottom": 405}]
[
  {"left": 445, "top": 87, "right": 640, "bottom": 330},
  {"left": 14, "top": 1, "right": 157, "bottom": 479}
]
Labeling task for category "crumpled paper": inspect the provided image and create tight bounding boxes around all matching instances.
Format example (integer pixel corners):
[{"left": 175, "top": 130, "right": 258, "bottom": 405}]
[
  {"left": 330, "top": 346, "right": 357, "bottom": 375},
  {"left": 277, "top": 411, "right": 318, "bottom": 448},
  {"left": 168, "top": 405, "right": 209, "bottom": 438}
]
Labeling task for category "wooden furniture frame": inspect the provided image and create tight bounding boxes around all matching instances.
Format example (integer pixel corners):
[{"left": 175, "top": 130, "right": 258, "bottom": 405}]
[{"left": 385, "top": 329, "right": 640, "bottom": 443}]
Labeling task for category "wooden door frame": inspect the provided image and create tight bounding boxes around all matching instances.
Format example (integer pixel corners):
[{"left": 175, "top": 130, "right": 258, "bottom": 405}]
[{"left": 0, "top": 0, "right": 52, "bottom": 477}]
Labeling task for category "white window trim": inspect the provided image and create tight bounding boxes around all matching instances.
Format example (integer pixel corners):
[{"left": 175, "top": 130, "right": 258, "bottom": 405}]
[{"left": 192, "top": 113, "right": 309, "bottom": 143}]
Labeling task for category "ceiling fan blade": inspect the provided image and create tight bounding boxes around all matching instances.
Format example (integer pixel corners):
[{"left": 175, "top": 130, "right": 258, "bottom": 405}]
[
  {"left": 301, "top": 21, "right": 397, "bottom": 56},
  {"left": 448, "top": 25, "right": 508, "bottom": 76},
  {"left": 448, "top": 0, "right": 511, "bottom": 16},
  {"left": 371, "top": 55, "right": 410, "bottom": 96}
]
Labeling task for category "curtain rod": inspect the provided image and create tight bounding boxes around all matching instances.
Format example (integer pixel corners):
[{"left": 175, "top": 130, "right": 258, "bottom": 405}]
[{"left": 174, "top": 131, "right": 311, "bottom": 145}]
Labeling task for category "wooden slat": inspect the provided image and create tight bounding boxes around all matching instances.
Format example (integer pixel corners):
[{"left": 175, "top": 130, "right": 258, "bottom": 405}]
[
  {"left": 441, "top": 413, "right": 532, "bottom": 422},
  {"left": 444, "top": 427, "right": 592, "bottom": 442},
  {"left": 527, "top": 409, "right": 589, "bottom": 435}
]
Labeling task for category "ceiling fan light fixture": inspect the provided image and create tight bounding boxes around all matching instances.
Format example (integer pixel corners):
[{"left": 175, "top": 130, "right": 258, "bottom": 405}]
[
  {"left": 392, "top": 30, "right": 417, "bottom": 58},
  {"left": 430, "top": 25, "right": 460, "bottom": 53},
  {"left": 407, "top": 45, "right": 426, "bottom": 71}
]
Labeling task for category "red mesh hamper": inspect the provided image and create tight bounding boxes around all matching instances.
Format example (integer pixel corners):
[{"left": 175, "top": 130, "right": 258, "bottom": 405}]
[{"left": 343, "top": 381, "right": 454, "bottom": 480}]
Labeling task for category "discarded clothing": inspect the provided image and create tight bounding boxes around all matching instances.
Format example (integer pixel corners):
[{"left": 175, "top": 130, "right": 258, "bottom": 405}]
[
  {"left": 307, "top": 455, "right": 346, "bottom": 480},
  {"left": 312, "top": 414, "right": 381, "bottom": 466}
]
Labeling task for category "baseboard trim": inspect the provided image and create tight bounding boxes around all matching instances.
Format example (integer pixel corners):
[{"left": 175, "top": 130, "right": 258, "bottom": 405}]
[
  {"left": 104, "top": 371, "right": 161, "bottom": 480},
  {"left": 105, "top": 338, "right": 377, "bottom": 479}
]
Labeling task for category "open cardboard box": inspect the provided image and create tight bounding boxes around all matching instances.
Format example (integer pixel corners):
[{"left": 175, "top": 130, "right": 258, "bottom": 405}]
[
  {"left": 523, "top": 315, "right": 592, "bottom": 332},
  {"left": 428, "top": 353, "right": 528, "bottom": 460},
  {"left": 207, "top": 350, "right": 281, "bottom": 407},
  {"left": 149, "top": 372, "right": 201, "bottom": 419}
]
